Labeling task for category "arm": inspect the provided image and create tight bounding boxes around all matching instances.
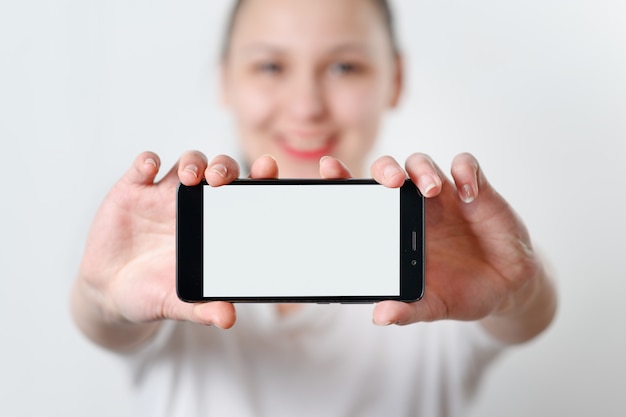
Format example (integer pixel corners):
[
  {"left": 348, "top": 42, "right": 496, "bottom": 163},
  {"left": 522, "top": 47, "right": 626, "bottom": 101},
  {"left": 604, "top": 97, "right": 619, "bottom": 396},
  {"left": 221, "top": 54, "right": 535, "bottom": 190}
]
[{"left": 370, "top": 152, "right": 557, "bottom": 344}]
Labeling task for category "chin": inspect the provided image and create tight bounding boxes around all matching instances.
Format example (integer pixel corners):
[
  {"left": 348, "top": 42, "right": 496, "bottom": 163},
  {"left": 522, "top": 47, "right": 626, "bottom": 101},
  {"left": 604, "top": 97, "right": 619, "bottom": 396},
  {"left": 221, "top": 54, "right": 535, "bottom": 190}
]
[{"left": 278, "top": 160, "right": 321, "bottom": 179}]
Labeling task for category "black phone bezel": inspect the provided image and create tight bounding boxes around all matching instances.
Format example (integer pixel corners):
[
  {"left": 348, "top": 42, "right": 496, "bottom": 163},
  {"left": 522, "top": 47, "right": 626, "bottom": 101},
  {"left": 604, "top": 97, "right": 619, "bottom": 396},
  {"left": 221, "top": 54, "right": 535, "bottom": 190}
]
[{"left": 176, "top": 178, "right": 424, "bottom": 303}]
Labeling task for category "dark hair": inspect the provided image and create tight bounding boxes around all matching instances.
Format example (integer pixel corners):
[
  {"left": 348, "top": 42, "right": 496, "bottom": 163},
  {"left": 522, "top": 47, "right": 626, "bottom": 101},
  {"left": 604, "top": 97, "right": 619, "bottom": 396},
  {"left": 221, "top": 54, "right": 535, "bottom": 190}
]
[{"left": 220, "top": 0, "right": 399, "bottom": 60}]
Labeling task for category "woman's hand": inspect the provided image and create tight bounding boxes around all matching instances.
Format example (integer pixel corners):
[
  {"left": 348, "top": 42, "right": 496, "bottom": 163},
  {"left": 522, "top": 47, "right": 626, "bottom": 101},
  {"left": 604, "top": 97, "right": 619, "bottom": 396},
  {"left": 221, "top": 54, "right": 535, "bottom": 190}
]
[
  {"left": 368, "top": 153, "right": 557, "bottom": 344},
  {"left": 71, "top": 151, "right": 279, "bottom": 350}
]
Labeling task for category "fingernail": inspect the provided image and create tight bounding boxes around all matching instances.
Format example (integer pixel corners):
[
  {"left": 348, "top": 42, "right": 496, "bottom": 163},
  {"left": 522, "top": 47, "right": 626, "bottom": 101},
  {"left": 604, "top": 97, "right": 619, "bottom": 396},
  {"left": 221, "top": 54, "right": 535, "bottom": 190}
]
[
  {"left": 210, "top": 164, "right": 228, "bottom": 178},
  {"left": 145, "top": 158, "right": 157, "bottom": 168},
  {"left": 418, "top": 175, "right": 437, "bottom": 196},
  {"left": 383, "top": 165, "right": 402, "bottom": 180},
  {"left": 184, "top": 164, "right": 199, "bottom": 178},
  {"left": 460, "top": 184, "right": 475, "bottom": 203}
]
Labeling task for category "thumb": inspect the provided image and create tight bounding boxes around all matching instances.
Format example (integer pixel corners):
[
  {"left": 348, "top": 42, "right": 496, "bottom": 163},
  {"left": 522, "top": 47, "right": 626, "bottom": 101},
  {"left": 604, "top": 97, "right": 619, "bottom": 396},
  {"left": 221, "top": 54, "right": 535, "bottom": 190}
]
[{"left": 161, "top": 295, "right": 238, "bottom": 329}]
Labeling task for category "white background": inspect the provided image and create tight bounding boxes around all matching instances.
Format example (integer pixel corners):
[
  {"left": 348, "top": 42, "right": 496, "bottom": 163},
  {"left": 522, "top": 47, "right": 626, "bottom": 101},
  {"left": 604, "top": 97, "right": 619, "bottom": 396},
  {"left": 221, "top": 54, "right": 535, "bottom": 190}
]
[{"left": 0, "top": 0, "right": 624, "bottom": 416}]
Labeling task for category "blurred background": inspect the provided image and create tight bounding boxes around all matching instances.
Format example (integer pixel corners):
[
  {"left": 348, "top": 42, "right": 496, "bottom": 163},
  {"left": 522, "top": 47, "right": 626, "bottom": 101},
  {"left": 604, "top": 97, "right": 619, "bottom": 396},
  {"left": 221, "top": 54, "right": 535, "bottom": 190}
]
[{"left": 1, "top": 0, "right": 624, "bottom": 416}]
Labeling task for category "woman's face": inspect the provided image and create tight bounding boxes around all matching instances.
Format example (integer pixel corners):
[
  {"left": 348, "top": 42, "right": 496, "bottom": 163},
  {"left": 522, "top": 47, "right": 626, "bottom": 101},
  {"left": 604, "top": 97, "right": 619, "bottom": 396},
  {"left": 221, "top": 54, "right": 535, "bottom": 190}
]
[{"left": 222, "top": 0, "right": 402, "bottom": 177}]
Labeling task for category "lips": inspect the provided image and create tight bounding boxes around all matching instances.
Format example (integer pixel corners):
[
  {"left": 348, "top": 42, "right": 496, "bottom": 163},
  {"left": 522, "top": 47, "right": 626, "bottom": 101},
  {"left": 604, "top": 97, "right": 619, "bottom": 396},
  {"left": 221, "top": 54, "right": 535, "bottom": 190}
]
[{"left": 275, "top": 132, "right": 336, "bottom": 160}]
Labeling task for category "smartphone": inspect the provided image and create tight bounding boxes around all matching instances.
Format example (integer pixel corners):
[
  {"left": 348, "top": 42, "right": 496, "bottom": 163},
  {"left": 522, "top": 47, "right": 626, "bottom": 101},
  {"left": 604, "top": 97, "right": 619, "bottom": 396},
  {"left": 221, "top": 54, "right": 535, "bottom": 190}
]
[{"left": 176, "top": 178, "right": 424, "bottom": 303}]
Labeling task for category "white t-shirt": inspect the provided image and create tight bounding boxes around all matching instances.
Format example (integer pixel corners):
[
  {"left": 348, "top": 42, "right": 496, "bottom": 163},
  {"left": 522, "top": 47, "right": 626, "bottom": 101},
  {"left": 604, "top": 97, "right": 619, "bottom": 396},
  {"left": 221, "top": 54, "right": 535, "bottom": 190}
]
[{"left": 124, "top": 304, "right": 505, "bottom": 417}]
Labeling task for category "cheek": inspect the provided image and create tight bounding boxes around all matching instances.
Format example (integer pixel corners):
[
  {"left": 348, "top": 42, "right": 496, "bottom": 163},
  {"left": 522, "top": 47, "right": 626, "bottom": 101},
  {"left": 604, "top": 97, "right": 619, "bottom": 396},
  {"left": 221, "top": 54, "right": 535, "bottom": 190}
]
[
  {"left": 230, "top": 84, "right": 278, "bottom": 164},
  {"left": 329, "top": 83, "right": 386, "bottom": 147},
  {"left": 232, "top": 84, "right": 276, "bottom": 129}
]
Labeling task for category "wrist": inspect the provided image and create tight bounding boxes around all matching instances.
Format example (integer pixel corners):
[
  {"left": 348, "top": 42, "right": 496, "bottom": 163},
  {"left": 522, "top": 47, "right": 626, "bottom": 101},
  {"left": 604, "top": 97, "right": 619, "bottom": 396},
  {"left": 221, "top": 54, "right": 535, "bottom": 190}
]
[
  {"left": 71, "top": 276, "right": 160, "bottom": 352},
  {"left": 481, "top": 258, "right": 558, "bottom": 344}
]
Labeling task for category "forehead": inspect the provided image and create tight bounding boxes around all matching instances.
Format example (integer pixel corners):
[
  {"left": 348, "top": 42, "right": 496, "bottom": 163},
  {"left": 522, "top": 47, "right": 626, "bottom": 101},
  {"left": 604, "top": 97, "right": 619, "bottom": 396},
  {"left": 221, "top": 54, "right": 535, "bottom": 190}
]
[{"left": 229, "top": 0, "right": 388, "bottom": 53}]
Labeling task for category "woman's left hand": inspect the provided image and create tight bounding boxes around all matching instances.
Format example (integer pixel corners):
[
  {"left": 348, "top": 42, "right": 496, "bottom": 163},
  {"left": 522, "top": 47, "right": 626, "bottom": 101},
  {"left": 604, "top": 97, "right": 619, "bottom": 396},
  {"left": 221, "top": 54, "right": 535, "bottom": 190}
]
[{"left": 322, "top": 152, "right": 557, "bottom": 344}]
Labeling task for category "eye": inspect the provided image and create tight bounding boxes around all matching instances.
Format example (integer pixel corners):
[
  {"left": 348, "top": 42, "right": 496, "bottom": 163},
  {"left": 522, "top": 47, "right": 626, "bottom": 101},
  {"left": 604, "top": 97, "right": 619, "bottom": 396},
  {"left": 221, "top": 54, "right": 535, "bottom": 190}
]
[
  {"left": 328, "top": 62, "right": 361, "bottom": 76},
  {"left": 255, "top": 61, "right": 283, "bottom": 74}
]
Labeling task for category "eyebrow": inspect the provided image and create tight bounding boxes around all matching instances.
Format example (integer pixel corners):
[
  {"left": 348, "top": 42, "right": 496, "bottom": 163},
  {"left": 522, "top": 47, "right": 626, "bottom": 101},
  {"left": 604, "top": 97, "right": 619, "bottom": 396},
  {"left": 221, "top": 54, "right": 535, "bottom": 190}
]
[
  {"left": 237, "top": 42, "right": 372, "bottom": 57},
  {"left": 328, "top": 43, "right": 371, "bottom": 55}
]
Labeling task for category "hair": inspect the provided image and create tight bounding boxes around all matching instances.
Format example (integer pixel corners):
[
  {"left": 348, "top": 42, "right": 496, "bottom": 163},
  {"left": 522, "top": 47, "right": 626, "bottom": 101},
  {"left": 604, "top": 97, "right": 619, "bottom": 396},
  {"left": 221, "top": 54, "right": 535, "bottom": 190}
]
[{"left": 220, "top": 0, "right": 400, "bottom": 60}]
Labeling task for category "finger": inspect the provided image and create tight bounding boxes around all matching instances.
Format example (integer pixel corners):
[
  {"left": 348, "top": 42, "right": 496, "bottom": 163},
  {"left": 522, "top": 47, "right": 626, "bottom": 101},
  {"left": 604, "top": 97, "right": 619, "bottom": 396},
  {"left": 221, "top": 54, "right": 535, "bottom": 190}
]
[
  {"left": 450, "top": 153, "right": 480, "bottom": 204},
  {"left": 174, "top": 150, "right": 209, "bottom": 186},
  {"left": 319, "top": 156, "right": 352, "bottom": 179},
  {"left": 372, "top": 297, "right": 446, "bottom": 326},
  {"left": 193, "top": 302, "right": 237, "bottom": 329},
  {"left": 369, "top": 156, "right": 406, "bottom": 188},
  {"left": 123, "top": 151, "right": 161, "bottom": 186},
  {"left": 249, "top": 154, "right": 279, "bottom": 179},
  {"left": 165, "top": 299, "right": 237, "bottom": 329},
  {"left": 404, "top": 153, "right": 445, "bottom": 198},
  {"left": 372, "top": 301, "right": 412, "bottom": 325},
  {"left": 204, "top": 154, "right": 241, "bottom": 186},
  {"left": 450, "top": 153, "right": 512, "bottom": 224}
]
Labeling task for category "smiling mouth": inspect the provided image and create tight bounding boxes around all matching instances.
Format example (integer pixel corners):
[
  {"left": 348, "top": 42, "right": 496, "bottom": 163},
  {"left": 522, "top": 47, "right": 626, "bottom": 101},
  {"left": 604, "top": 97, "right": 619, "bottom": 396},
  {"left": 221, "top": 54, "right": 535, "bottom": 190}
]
[{"left": 276, "top": 134, "right": 336, "bottom": 160}]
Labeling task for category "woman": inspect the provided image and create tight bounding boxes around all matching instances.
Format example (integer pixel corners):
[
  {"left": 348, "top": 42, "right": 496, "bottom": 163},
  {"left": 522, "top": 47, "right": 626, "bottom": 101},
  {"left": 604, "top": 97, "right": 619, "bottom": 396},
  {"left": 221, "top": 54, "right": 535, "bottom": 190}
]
[{"left": 71, "top": 0, "right": 557, "bottom": 415}]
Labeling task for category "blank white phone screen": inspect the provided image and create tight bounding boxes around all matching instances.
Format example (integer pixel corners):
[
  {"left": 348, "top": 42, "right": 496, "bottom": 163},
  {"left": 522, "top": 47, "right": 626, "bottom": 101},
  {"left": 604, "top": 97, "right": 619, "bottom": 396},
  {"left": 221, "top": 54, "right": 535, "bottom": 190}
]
[{"left": 203, "top": 184, "right": 399, "bottom": 297}]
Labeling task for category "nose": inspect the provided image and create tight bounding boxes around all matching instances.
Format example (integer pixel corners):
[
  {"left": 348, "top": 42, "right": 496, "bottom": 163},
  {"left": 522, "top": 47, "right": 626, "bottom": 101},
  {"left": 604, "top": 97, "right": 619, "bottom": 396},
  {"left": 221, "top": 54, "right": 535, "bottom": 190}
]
[{"left": 285, "top": 71, "right": 326, "bottom": 122}]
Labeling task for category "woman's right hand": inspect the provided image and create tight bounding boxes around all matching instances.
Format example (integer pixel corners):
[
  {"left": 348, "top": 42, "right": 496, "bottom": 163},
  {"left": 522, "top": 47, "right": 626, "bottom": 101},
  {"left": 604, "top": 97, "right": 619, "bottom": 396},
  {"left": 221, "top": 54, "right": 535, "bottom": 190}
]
[{"left": 71, "top": 150, "right": 278, "bottom": 350}]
